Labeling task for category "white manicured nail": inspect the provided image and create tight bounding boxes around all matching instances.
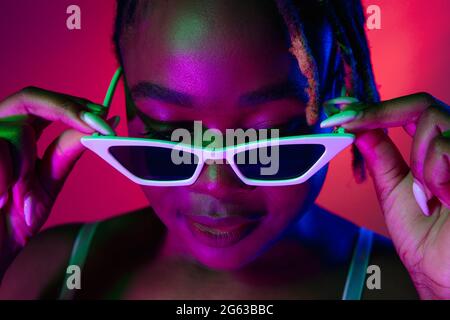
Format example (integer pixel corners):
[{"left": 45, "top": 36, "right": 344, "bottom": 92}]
[
  {"left": 80, "top": 112, "right": 115, "bottom": 136},
  {"left": 320, "top": 110, "right": 359, "bottom": 128},
  {"left": 323, "top": 97, "right": 360, "bottom": 107},
  {"left": 412, "top": 179, "right": 430, "bottom": 216},
  {"left": 86, "top": 102, "right": 106, "bottom": 113},
  {"left": 24, "top": 194, "right": 33, "bottom": 227},
  {"left": 0, "top": 193, "right": 8, "bottom": 209}
]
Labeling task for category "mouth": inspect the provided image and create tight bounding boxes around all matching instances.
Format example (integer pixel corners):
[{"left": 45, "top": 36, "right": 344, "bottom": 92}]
[{"left": 184, "top": 214, "right": 262, "bottom": 248}]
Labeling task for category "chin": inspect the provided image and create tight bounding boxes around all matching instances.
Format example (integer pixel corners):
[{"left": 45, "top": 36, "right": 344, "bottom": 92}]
[{"left": 189, "top": 242, "right": 264, "bottom": 271}]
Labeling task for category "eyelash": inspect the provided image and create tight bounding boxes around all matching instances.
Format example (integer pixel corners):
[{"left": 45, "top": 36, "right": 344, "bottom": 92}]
[
  {"left": 280, "top": 120, "right": 310, "bottom": 135},
  {"left": 141, "top": 118, "right": 310, "bottom": 140},
  {"left": 141, "top": 126, "right": 198, "bottom": 141},
  {"left": 141, "top": 128, "right": 174, "bottom": 140},
  {"left": 251, "top": 119, "right": 310, "bottom": 136}
]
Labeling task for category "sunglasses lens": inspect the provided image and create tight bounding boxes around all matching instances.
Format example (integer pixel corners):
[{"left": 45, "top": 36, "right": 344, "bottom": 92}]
[
  {"left": 233, "top": 144, "right": 325, "bottom": 181},
  {"left": 109, "top": 146, "right": 199, "bottom": 181}
]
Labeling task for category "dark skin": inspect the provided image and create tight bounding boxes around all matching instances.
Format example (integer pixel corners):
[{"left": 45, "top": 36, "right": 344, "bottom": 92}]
[
  {"left": 0, "top": 207, "right": 417, "bottom": 299},
  {"left": 0, "top": 0, "right": 448, "bottom": 299}
]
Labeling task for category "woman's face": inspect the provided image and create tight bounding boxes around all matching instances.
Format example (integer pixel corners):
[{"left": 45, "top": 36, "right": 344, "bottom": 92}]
[{"left": 120, "top": 0, "right": 332, "bottom": 270}]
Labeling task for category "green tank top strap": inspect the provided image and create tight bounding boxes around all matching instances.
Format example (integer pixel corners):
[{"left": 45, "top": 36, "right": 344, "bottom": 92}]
[
  {"left": 58, "top": 222, "right": 100, "bottom": 300},
  {"left": 341, "top": 227, "right": 374, "bottom": 300},
  {"left": 58, "top": 68, "right": 121, "bottom": 300},
  {"left": 59, "top": 223, "right": 373, "bottom": 300}
]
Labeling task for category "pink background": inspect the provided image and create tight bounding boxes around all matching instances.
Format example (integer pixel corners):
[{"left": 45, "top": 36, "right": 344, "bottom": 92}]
[{"left": 0, "top": 0, "right": 449, "bottom": 236}]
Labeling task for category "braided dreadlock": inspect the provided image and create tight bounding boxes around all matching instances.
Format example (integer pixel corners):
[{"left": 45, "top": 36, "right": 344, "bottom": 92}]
[{"left": 113, "top": 0, "right": 380, "bottom": 182}]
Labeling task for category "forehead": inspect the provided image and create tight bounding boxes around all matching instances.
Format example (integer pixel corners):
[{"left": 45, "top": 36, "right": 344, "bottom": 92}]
[
  {"left": 120, "top": 0, "right": 294, "bottom": 92},
  {"left": 118, "top": 0, "right": 335, "bottom": 125},
  {"left": 120, "top": 0, "right": 289, "bottom": 50}
]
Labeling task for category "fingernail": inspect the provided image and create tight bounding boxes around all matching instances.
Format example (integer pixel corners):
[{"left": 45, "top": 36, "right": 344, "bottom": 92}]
[
  {"left": 80, "top": 111, "right": 116, "bottom": 136},
  {"left": 0, "top": 192, "right": 8, "bottom": 209},
  {"left": 323, "top": 97, "right": 360, "bottom": 107},
  {"left": 412, "top": 179, "right": 430, "bottom": 216},
  {"left": 24, "top": 194, "right": 33, "bottom": 227},
  {"left": 86, "top": 102, "right": 107, "bottom": 114},
  {"left": 320, "top": 110, "right": 359, "bottom": 128}
]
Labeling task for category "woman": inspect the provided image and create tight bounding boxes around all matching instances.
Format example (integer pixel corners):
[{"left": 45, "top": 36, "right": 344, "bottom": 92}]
[{"left": 0, "top": 0, "right": 448, "bottom": 299}]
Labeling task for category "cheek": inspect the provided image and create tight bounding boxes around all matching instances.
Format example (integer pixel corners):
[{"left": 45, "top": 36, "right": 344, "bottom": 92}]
[
  {"left": 140, "top": 187, "right": 186, "bottom": 226},
  {"left": 142, "top": 179, "right": 321, "bottom": 226},
  {"left": 259, "top": 165, "right": 328, "bottom": 224},
  {"left": 261, "top": 183, "right": 313, "bottom": 226}
]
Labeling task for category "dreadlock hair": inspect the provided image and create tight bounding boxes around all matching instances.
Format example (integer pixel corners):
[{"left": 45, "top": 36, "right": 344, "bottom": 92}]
[{"left": 112, "top": 0, "right": 380, "bottom": 183}]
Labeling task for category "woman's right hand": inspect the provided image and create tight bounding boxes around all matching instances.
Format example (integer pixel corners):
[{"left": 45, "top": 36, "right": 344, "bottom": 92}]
[{"left": 0, "top": 86, "right": 116, "bottom": 276}]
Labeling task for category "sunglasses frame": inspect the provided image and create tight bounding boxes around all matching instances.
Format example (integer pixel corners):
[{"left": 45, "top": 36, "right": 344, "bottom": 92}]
[
  {"left": 81, "top": 133, "right": 354, "bottom": 187},
  {"left": 81, "top": 67, "right": 356, "bottom": 187}
]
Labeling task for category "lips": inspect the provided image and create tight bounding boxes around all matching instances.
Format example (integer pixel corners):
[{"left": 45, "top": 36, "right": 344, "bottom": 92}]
[{"left": 184, "top": 214, "right": 261, "bottom": 248}]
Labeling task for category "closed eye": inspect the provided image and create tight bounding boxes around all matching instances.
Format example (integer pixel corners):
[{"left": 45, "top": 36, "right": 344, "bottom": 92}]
[
  {"left": 136, "top": 108, "right": 196, "bottom": 140},
  {"left": 248, "top": 117, "right": 311, "bottom": 137}
]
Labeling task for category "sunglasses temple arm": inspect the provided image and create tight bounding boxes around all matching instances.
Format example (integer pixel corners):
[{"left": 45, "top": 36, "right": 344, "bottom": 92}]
[{"left": 103, "top": 67, "right": 123, "bottom": 108}]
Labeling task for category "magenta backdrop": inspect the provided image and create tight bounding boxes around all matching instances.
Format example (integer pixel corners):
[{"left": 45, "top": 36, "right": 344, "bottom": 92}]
[{"left": 0, "top": 0, "right": 449, "bottom": 236}]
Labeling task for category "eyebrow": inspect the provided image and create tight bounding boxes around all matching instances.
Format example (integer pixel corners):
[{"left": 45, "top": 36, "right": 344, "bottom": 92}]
[
  {"left": 130, "top": 79, "right": 307, "bottom": 109},
  {"left": 238, "top": 80, "right": 308, "bottom": 107},
  {"left": 130, "top": 82, "right": 194, "bottom": 107}
]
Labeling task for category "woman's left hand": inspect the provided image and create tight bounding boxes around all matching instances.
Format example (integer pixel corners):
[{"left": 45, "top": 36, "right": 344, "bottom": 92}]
[{"left": 324, "top": 92, "right": 450, "bottom": 299}]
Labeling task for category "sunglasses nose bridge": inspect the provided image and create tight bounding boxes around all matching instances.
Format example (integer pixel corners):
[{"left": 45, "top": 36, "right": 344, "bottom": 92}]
[{"left": 202, "top": 149, "right": 227, "bottom": 161}]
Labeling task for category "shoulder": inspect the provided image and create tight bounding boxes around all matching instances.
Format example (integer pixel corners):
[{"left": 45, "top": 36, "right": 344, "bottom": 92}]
[
  {"left": 301, "top": 205, "right": 419, "bottom": 299},
  {"left": 0, "top": 207, "right": 164, "bottom": 299},
  {"left": 67, "top": 208, "right": 165, "bottom": 299},
  {"left": 363, "top": 232, "right": 419, "bottom": 299},
  {"left": 0, "top": 223, "right": 82, "bottom": 299}
]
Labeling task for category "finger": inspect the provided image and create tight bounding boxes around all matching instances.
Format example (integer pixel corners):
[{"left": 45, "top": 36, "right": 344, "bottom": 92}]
[
  {"left": 0, "top": 87, "right": 114, "bottom": 136},
  {"left": 0, "top": 138, "right": 14, "bottom": 196},
  {"left": 25, "top": 123, "right": 115, "bottom": 229},
  {"left": 60, "top": 95, "right": 108, "bottom": 115},
  {"left": 13, "top": 175, "right": 51, "bottom": 232},
  {"left": 11, "top": 126, "right": 103, "bottom": 231},
  {"left": 411, "top": 106, "right": 450, "bottom": 185},
  {"left": 0, "top": 123, "right": 36, "bottom": 184},
  {"left": 38, "top": 129, "right": 86, "bottom": 198},
  {"left": 423, "top": 135, "right": 450, "bottom": 208},
  {"left": 38, "top": 116, "right": 120, "bottom": 197},
  {"left": 327, "top": 93, "right": 448, "bottom": 131},
  {"left": 28, "top": 93, "right": 108, "bottom": 140},
  {"left": 0, "top": 124, "right": 38, "bottom": 231},
  {"left": 354, "top": 129, "right": 410, "bottom": 205}
]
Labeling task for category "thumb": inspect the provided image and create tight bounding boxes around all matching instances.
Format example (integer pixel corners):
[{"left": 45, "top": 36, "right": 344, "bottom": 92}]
[
  {"left": 354, "top": 129, "right": 410, "bottom": 205},
  {"left": 38, "top": 128, "right": 87, "bottom": 198},
  {"left": 38, "top": 116, "right": 120, "bottom": 197}
]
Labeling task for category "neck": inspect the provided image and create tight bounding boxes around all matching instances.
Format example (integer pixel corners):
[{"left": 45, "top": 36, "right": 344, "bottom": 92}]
[{"left": 158, "top": 205, "right": 326, "bottom": 286}]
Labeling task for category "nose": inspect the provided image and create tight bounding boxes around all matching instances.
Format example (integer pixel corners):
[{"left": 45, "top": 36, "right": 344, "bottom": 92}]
[{"left": 190, "top": 161, "right": 255, "bottom": 199}]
